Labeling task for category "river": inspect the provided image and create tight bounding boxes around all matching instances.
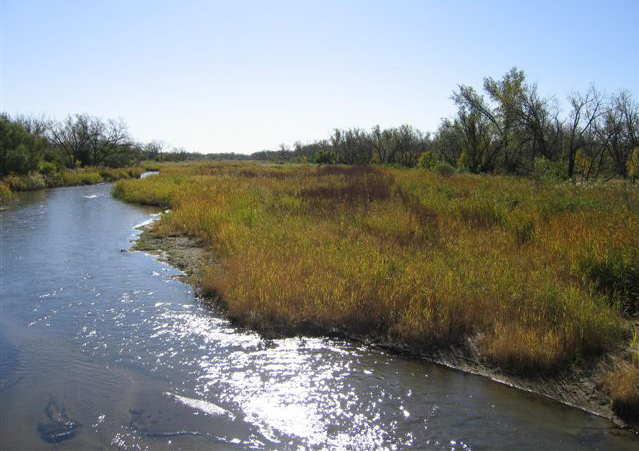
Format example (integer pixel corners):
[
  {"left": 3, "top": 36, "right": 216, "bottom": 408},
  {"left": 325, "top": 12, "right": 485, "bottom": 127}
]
[{"left": 0, "top": 181, "right": 637, "bottom": 450}]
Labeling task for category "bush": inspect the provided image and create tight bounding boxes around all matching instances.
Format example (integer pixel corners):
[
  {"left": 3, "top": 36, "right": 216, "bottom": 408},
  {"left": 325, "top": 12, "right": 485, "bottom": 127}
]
[
  {"left": 5, "top": 146, "right": 32, "bottom": 174},
  {"left": 433, "top": 162, "right": 455, "bottom": 177},
  {"left": 312, "top": 150, "right": 337, "bottom": 165},
  {"left": 4, "top": 173, "right": 47, "bottom": 191},
  {"left": 533, "top": 157, "right": 567, "bottom": 181},
  {"left": 417, "top": 151, "right": 437, "bottom": 170},
  {"left": 38, "top": 161, "right": 58, "bottom": 176}
]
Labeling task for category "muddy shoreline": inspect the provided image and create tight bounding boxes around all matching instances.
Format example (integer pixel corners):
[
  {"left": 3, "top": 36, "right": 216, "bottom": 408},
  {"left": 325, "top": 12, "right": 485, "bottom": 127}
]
[{"left": 133, "top": 226, "right": 637, "bottom": 433}]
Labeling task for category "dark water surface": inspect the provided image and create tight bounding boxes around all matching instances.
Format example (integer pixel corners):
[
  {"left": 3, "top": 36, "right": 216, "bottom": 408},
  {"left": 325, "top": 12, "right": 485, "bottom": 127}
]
[{"left": 1, "top": 182, "right": 637, "bottom": 450}]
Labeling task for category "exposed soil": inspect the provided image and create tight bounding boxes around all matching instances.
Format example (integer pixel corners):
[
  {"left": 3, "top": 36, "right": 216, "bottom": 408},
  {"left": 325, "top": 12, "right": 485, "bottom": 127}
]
[{"left": 133, "top": 225, "right": 638, "bottom": 433}]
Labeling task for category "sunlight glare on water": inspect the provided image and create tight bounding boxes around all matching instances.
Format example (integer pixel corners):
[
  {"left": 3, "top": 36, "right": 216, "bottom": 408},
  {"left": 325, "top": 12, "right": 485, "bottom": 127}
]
[{"left": 0, "top": 183, "right": 637, "bottom": 450}]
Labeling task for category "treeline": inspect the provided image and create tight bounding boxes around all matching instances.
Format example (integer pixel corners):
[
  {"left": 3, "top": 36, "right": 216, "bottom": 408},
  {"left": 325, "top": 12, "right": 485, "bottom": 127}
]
[
  {"left": 4, "top": 68, "right": 638, "bottom": 180},
  {"left": 250, "top": 68, "right": 639, "bottom": 180},
  {"left": 0, "top": 113, "right": 205, "bottom": 177}
]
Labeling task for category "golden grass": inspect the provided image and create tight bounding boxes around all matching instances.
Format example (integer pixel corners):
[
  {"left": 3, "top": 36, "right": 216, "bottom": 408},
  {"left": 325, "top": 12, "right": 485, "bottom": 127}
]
[
  {"left": 605, "top": 360, "right": 639, "bottom": 422},
  {"left": 113, "top": 162, "right": 639, "bottom": 374}
]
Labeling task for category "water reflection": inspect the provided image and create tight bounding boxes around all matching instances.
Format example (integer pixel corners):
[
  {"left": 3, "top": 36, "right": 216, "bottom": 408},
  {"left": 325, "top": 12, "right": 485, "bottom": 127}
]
[{"left": 0, "top": 183, "right": 637, "bottom": 450}]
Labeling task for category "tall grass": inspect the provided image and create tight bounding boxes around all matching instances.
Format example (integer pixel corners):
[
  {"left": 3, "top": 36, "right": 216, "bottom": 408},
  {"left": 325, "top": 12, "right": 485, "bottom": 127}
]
[
  {"left": 605, "top": 360, "right": 639, "bottom": 422},
  {"left": 113, "top": 162, "right": 638, "bottom": 374},
  {"left": 0, "top": 181, "right": 14, "bottom": 204},
  {"left": 2, "top": 166, "right": 145, "bottom": 193}
]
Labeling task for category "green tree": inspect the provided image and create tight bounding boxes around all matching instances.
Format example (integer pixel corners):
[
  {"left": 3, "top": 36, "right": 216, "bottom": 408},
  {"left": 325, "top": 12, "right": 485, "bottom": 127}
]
[{"left": 0, "top": 115, "right": 49, "bottom": 176}]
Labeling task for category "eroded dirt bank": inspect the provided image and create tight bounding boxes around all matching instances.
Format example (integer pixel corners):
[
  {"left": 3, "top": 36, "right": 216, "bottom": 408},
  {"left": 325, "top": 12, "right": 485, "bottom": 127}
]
[{"left": 132, "top": 226, "right": 638, "bottom": 433}]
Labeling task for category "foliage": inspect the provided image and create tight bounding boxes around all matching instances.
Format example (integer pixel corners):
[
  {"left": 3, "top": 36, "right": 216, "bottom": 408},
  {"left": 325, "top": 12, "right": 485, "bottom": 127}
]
[
  {"left": 114, "top": 162, "right": 638, "bottom": 373},
  {"left": 433, "top": 162, "right": 455, "bottom": 177},
  {"left": 311, "top": 150, "right": 337, "bottom": 165},
  {"left": 4, "top": 173, "right": 47, "bottom": 191},
  {"left": 0, "top": 115, "right": 48, "bottom": 176},
  {"left": 533, "top": 157, "right": 567, "bottom": 181},
  {"left": 2, "top": 166, "right": 145, "bottom": 193},
  {"left": 242, "top": 69, "right": 638, "bottom": 179},
  {"left": 3, "top": 68, "right": 638, "bottom": 179},
  {"left": 0, "top": 181, "right": 14, "bottom": 204},
  {"left": 38, "top": 161, "right": 58, "bottom": 176},
  {"left": 417, "top": 150, "right": 437, "bottom": 170}
]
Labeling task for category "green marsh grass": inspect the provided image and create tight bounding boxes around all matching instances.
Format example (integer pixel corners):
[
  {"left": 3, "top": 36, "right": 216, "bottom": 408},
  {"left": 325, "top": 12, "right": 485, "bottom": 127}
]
[{"left": 2, "top": 166, "right": 145, "bottom": 194}]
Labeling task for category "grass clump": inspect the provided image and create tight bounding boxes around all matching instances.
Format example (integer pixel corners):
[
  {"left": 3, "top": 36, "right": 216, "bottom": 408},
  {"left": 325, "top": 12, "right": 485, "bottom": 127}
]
[
  {"left": 605, "top": 360, "right": 639, "bottom": 423},
  {"left": 4, "top": 173, "right": 47, "bottom": 190},
  {"left": 112, "top": 176, "right": 182, "bottom": 208},
  {"left": 578, "top": 246, "right": 639, "bottom": 316},
  {"left": 456, "top": 199, "right": 505, "bottom": 229},
  {"left": 508, "top": 213, "right": 535, "bottom": 245},
  {"left": 113, "top": 162, "right": 638, "bottom": 374},
  {"left": 0, "top": 181, "right": 14, "bottom": 204},
  {"left": 433, "top": 162, "right": 455, "bottom": 177}
]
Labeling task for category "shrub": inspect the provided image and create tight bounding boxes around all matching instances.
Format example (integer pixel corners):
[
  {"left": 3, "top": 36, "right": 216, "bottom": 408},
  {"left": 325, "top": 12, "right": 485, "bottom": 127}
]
[
  {"left": 433, "top": 162, "right": 455, "bottom": 177},
  {"left": 533, "top": 157, "right": 567, "bottom": 181},
  {"left": 575, "top": 150, "right": 591, "bottom": 178},
  {"left": 4, "top": 173, "right": 47, "bottom": 191},
  {"left": 417, "top": 151, "right": 437, "bottom": 170},
  {"left": 38, "top": 161, "right": 58, "bottom": 177},
  {"left": 312, "top": 150, "right": 338, "bottom": 165}
]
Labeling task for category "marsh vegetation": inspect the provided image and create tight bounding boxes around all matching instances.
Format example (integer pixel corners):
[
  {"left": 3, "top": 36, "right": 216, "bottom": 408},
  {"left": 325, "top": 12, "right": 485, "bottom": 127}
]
[{"left": 114, "top": 161, "right": 639, "bottom": 422}]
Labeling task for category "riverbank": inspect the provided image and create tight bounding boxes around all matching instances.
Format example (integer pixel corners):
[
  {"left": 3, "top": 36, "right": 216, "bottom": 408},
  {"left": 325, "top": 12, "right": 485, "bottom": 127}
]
[
  {"left": 116, "top": 161, "right": 639, "bottom": 430},
  {"left": 0, "top": 166, "right": 148, "bottom": 205},
  {"left": 133, "top": 224, "right": 638, "bottom": 431}
]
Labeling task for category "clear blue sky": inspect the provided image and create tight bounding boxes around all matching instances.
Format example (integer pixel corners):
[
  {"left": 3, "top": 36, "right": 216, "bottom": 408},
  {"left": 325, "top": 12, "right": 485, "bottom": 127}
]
[{"left": 2, "top": 0, "right": 638, "bottom": 153}]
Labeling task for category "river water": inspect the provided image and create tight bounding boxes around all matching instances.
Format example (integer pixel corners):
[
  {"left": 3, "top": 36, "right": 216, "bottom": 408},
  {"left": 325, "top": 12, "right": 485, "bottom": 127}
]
[{"left": 0, "top": 181, "right": 637, "bottom": 450}]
